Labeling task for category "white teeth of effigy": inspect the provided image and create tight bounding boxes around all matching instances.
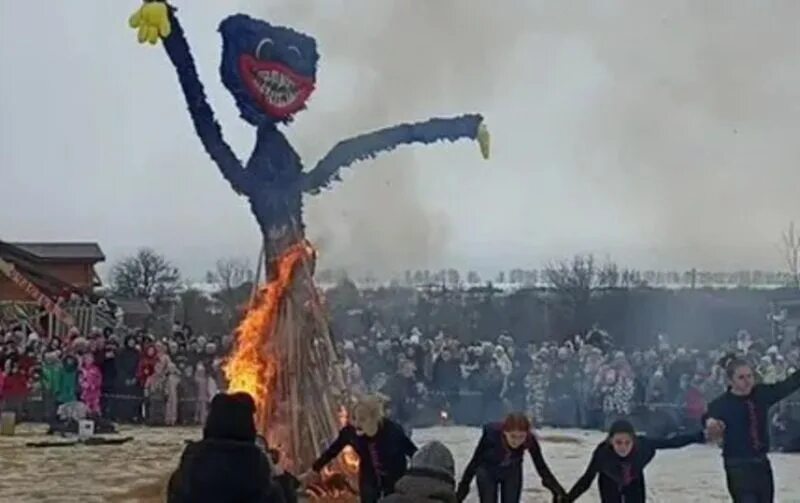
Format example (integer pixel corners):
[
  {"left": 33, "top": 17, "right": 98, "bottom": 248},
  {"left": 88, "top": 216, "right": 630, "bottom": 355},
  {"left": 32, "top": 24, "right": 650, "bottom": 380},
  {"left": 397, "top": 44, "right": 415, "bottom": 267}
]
[{"left": 257, "top": 70, "right": 299, "bottom": 106}]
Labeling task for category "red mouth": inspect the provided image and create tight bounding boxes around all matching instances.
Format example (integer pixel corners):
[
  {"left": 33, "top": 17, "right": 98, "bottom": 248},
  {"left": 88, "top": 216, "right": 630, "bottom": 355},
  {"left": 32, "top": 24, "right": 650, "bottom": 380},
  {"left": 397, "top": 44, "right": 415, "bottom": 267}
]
[{"left": 239, "top": 54, "right": 315, "bottom": 119}]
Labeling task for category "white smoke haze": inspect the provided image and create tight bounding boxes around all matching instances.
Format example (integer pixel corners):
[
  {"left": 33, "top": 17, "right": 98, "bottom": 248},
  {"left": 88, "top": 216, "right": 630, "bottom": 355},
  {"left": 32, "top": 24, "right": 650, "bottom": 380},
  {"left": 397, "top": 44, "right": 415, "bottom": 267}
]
[
  {"left": 240, "top": 0, "right": 533, "bottom": 275},
  {"left": 242, "top": 0, "right": 800, "bottom": 276},
  {"left": 1, "top": 1, "right": 798, "bottom": 279}
]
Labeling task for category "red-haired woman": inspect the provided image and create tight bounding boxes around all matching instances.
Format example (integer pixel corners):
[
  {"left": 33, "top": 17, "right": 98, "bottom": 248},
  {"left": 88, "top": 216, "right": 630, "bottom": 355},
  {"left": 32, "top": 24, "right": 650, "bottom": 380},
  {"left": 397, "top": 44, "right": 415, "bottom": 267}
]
[{"left": 456, "top": 413, "right": 566, "bottom": 502}]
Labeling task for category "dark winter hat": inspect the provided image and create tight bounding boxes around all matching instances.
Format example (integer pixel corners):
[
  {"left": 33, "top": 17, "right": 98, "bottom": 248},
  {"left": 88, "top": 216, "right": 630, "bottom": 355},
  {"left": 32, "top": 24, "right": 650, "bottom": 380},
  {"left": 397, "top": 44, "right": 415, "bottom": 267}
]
[
  {"left": 608, "top": 419, "right": 636, "bottom": 437},
  {"left": 410, "top": 441, "right": 455, "bottom": 482},
  {"left": 203, "top": 392, "right": 257, "bottom": 442}
]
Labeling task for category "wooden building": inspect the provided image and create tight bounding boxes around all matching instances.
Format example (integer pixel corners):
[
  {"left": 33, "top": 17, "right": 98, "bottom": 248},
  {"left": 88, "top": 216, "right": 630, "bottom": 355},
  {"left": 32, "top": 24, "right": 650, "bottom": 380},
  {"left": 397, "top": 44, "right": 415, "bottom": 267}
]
[
  {"left": 0, "top": 241, "right": 105, "bottom": 301},
  {"left": 0, "top": 240, "right": 112, "bottom": 336}
]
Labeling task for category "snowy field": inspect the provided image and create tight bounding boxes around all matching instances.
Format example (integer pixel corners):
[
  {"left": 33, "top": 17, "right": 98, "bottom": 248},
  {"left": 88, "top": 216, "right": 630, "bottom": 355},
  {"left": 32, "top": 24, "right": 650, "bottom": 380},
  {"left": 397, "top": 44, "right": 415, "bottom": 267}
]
[{"left": 0, "top": 424, "right": 798, "bottom": 502}]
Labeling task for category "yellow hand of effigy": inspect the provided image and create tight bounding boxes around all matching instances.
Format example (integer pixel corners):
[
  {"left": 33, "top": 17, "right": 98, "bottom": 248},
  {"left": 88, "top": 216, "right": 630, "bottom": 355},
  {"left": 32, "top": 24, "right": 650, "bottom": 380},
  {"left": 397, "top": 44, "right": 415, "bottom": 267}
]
[
  {"left": 477, "top": 121, "right": 491, "bottom": 160},
  {"left": 129, "top": 2, "right": 171, "bottom": 45}
]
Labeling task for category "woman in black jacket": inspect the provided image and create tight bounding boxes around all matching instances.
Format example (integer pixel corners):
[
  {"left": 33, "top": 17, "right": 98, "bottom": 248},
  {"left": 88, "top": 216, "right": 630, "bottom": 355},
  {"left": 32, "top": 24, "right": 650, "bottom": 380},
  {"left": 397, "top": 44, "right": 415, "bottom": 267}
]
[
  {"left": 167, "top": 392, "right": 278, "bottom": 503},
  {"left": 308, "top": 395, "right": 417, "bottom": 503},
  {"left": 704, "top": 355, "right": 800, "bottom": 503},
  {"left": 456, "top": 413, "right": 566, "bottom": 503},
  {"left": 565, "top": 419, "right": 706, "bottom": 502}
]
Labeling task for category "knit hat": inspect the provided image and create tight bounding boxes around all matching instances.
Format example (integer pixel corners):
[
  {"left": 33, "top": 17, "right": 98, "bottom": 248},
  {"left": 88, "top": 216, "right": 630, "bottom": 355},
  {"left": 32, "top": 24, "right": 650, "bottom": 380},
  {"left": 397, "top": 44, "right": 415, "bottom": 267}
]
[{"left": 410, "top": 441, "right": 455, "bottom": 480}]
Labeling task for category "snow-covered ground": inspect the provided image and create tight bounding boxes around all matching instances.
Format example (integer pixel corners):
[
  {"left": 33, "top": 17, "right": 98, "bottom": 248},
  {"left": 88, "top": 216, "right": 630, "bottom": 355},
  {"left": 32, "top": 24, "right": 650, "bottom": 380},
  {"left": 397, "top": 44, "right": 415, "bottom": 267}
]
[
  {"left": 418, "top": 426, "right": 800, "bottom": 502},
  {"left": 0, "top": 424, "right": 797, "bottom": 502}
]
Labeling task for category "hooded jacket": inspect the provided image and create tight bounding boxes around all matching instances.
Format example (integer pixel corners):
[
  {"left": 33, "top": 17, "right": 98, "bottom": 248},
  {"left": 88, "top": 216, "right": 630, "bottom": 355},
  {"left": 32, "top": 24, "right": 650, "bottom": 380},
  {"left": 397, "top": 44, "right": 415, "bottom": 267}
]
[
  {"left": 381, "top": 441, "right": 457, "bottom": 503},
  {"left": 167, "top": 393, "right": 278, "bottom": 503},
  {"left": 380, "top": 468, "right": 456, "bottom": 503}
]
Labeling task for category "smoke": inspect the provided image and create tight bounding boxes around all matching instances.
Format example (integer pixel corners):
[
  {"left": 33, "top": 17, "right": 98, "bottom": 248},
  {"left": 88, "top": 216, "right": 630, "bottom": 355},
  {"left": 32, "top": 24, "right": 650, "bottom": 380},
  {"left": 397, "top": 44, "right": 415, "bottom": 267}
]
[
  {"left": 235, "top": 0, "right": 800, "bottom": 275},
  {"left": 238, "top": 0, "right": 530, "bottom": 275},
  {"left": 531, "top": 1, "right": 800, "bottom": 270}
]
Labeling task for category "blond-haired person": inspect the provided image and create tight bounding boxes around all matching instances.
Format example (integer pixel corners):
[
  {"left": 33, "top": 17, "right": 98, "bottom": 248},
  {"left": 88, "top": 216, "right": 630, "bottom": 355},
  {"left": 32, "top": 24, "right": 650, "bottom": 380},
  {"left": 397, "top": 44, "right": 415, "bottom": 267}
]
[{"left": 306, "top": 395, "right": 417, "bottom": 502}]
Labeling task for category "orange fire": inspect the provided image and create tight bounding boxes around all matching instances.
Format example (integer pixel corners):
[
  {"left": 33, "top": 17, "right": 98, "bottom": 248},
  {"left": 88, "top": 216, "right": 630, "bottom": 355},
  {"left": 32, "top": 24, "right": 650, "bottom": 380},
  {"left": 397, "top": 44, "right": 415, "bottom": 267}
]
[
  {"left": 337, "top": 406, "right": 360, "bottom": 472},
  {"left": 223, "top": 240, "right": 313, "bottom": 428},
  {"left": 224, "top": 239, "right": 358, "bottom": 502}
]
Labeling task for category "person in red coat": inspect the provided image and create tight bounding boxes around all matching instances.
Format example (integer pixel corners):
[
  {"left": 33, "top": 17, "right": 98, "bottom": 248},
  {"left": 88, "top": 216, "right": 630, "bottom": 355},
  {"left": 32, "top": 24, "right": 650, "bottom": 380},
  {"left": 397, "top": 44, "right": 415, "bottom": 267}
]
[
  {"left": 1, "top": 359, "right": 30, "bottom": 420},
  {"left": 136, "top": 344, "right": 158, "bottom": 387},
  {"left": 683, "top": 374, "right": 707, "bottom": 427}
]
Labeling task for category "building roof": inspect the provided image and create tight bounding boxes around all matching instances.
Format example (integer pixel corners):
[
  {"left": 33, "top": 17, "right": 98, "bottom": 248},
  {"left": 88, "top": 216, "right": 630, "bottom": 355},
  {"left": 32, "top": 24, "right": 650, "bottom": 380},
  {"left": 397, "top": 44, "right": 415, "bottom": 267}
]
[
  {"left": 7, "top": 242, "right": 105, "bottom": 263},
  {"left": 112, "top": 298, "right": 153, "bottom": 316}
]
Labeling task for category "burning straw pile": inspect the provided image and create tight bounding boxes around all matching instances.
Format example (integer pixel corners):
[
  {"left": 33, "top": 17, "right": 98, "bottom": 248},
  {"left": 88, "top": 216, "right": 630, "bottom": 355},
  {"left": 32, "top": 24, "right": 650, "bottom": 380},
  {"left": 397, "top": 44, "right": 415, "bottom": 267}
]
[{"left": 223, "top": 240, "right": 358, "bottom": 500}]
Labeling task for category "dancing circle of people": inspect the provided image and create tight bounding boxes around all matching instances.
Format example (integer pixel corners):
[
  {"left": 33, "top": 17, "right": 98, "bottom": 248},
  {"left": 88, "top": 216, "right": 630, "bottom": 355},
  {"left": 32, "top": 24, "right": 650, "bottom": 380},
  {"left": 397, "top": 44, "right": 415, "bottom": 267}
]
[{"left": 167, "top": 354, "right": 799, "bottom": 503}]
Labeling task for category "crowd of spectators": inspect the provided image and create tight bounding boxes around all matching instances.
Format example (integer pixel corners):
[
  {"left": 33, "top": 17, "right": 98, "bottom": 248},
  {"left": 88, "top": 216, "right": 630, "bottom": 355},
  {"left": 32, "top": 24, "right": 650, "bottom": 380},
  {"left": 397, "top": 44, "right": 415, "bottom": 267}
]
[
  {"left": 340, "top": 324, "right": 800, "bottom": 450},
  {"left": 2, "top": 312, "right": 799, "bottom": 453},
  {"left": 0, "top": 321, "right": 228, "bottom": 427}
]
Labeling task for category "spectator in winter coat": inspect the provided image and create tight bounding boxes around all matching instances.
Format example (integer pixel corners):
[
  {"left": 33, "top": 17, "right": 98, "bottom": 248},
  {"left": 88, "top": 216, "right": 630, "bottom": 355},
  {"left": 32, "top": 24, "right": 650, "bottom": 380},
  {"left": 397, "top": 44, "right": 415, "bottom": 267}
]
[
  {"left": 56, "top": 355, "right": 79, "bottom": 405},
  {"left": 145, "top": 345, "right": 172, "bottom": 425},
  {"left": 114, "top": 335, "right": 141, "bottom": 422},
  {"left": 137, "top": 345, "right": 158, "bottom": 389},
  {"left": 386, "top": 361, "right": 419, "bottom": 433},
  {"left": 1, "top": 359, "right": 28, "bottom": 419},
  {"left": 380, "top": 441, "right": 457, "bottom": 503},
  {"left": 525, "top": 355, "right": 550, "bottom": 425},
  {"left": 40, "top": 351, "right": 61, "bottom": 421},
  {"left": 165, "top": 363, "right": 181, "bottom": 426},
  {"left": 176, "top": 365, "right": 196, "bottom": 425},
  {"left": 682, "top": 374, "right": 707, "bottom": 429},
  {"left": 167, "top": 392, "right": 277, "bottom": 503},
  {"left": 100, "top": 342, "right": 117, "bottom": 419},
  {"left": 79, "top": 353, "right": 103, "bottom": 416},
  {"left": 433, "top": 350, "right": 462, "bottom": 409},
  {"left": 195, "top": 362, "right": 211, "bottom": 424}
]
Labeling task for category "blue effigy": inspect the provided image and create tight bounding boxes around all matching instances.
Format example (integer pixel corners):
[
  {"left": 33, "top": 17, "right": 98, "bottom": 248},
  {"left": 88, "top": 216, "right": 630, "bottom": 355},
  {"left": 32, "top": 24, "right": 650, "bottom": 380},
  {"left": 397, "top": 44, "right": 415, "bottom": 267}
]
[{"left": 129, "top": 2, "right": 489, "bottom": 257}]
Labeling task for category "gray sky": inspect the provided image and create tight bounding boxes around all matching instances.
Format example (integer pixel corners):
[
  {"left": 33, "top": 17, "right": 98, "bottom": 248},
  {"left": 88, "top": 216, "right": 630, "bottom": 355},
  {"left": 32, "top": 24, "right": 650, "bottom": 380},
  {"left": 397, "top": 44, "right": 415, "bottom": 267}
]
[{"left": 1, "top": 1, "right": 798, "bottom": 281}]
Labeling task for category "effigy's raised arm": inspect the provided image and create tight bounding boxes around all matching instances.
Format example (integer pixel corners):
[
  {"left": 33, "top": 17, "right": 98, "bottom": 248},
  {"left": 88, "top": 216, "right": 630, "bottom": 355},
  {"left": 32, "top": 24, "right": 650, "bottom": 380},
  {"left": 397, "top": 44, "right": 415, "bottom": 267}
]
[
  {"left": 302, "top": 114, "right": 489, "bottom": 194},
  {"left": 129, "top": 2, "right": 252, "bottom": 195}
]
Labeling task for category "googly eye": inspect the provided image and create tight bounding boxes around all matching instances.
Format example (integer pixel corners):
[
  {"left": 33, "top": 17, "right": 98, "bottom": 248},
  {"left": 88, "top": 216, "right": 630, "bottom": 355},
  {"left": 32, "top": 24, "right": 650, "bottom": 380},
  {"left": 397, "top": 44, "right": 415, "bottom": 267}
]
[{"left": 256, "top": 38, "right": 274, "bottom": 59}]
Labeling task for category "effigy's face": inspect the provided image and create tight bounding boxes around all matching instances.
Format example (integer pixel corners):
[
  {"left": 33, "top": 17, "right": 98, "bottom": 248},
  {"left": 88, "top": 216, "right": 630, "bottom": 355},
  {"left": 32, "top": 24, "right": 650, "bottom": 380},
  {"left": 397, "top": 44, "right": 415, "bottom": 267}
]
[{"left": 219, "top": 14, "right": 318, "bottom": 124}]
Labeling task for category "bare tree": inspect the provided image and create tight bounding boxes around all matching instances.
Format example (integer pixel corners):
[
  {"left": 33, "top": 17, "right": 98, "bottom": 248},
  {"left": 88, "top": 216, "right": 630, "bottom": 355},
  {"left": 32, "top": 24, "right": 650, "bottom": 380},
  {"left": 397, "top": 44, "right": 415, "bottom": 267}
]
[
  {"left": 206, "top": 258, "right": 255, "bottom": 329},
  {"left": 110, "top": 248, "right": 181, "bottom": 311},
  {"left": 782, "top": 221, "right": 800, "bottom": 289},
  {"left": 545, "top": 255, "right": 596, "bottom": 316},
  {"left": 597, "top": 260, "right": 621, "bottom": 289},
  {"left": 545, "top": 255, "right": 623, "bottom": 333},
  {"left": 206, "top": 258, "right": 254, "bottom": 291}
]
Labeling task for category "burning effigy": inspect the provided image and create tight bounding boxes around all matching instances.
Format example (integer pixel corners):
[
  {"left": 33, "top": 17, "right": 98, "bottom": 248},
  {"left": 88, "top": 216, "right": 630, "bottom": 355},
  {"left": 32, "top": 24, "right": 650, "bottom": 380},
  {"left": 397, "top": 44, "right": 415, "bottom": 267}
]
[{"left": 128, "top": 0, "right": 488, "bottom": 497}]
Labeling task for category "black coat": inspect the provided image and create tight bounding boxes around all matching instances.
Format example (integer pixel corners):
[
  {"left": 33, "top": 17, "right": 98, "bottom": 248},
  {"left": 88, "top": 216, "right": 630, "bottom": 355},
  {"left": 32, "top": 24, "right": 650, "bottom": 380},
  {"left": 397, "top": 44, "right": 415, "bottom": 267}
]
[
  {"left": 313, "top": 419, "right": 417, "bottom": 492},
  {"left": 706, "top": 370, "right": 800, "bottom": 459},
  {"left": 566, "top": 432, "right": 704, "bottom": 503},
  {"left": 457, "top": 423, "right": 564, "bottom": 497},
  {"left": 167, "top": 439, "right": 278, "bottom": 503}
]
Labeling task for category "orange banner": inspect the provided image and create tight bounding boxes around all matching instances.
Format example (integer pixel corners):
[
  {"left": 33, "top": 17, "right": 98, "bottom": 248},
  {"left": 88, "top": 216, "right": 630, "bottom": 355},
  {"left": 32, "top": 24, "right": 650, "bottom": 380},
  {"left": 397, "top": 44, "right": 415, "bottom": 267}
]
[{"left": 0, "top": 256, "right": 76, "bottom": 327}]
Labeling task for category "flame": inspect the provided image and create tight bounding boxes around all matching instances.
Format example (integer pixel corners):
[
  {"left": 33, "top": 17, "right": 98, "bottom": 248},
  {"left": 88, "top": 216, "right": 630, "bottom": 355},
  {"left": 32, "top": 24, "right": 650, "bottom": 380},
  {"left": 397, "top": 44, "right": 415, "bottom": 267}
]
[
  {"left": 223, "top": 239, "right": 357, "bottom": 502},
  {"left": 337, "top": 406, "right": 360, "bottom": 472},
  {"left": 223, "top": 240, "right": 313, "bottom": 428}
]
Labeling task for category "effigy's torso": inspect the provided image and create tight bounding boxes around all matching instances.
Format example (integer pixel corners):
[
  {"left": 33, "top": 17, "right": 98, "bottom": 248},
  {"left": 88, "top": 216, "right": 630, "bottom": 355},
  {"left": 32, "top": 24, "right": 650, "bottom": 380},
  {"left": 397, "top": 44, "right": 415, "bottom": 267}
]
[{"left": 246, "top": 125, "right": 305, "bottom": 259}]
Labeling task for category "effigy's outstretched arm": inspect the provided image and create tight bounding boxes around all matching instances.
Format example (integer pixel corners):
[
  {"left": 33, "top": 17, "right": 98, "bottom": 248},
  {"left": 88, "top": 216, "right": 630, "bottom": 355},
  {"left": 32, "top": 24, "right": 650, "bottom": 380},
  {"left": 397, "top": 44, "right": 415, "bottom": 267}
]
[
  {"left": 133, "top": 3, "right": 252, "bottom": 195},
  {"left": 301, "top": 114, "right": 489, "bottom": 194}
]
